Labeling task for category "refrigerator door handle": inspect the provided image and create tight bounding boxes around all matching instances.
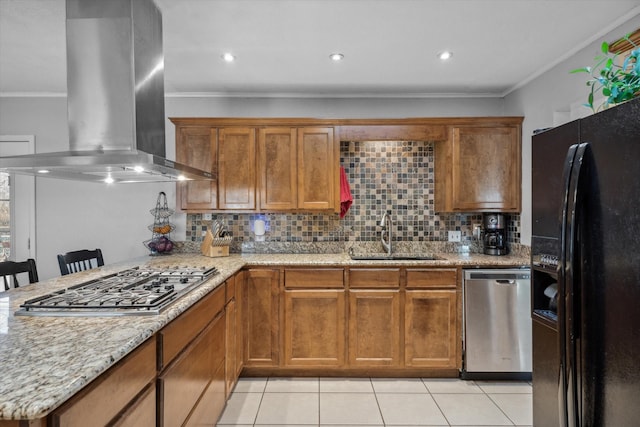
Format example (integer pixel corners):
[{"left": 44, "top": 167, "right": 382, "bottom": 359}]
[
  {"left": 558, "top": 143, "right": 578, "bottom": 427},
  {"left": 560, "top": 142, "right": 590, "bottom": 427}
]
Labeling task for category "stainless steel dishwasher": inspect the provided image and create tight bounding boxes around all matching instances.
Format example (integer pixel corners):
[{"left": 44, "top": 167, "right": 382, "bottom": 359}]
[{"left": 462, "top": 268, "right": 532, "bottom": 380}]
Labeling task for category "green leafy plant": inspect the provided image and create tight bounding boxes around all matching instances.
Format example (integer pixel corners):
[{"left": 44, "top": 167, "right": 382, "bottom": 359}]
[{"left": 571, "top": 33, "right": 640, "bottom": 112}]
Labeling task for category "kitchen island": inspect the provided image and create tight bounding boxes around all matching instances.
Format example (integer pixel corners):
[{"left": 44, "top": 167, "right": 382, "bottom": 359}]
[{"left": 0, "top": 252, "right": 527, "bottom": 425}]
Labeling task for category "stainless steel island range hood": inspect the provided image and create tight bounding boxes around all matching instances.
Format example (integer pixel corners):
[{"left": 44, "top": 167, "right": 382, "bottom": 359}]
[{"left": 0, "top": 0, "right": 213, "bottom": 184}]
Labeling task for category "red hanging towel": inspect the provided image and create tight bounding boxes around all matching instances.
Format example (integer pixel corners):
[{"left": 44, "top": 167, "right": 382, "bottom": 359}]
[{"left": 340, "top": 166, "right": 353, "bottom": 218}]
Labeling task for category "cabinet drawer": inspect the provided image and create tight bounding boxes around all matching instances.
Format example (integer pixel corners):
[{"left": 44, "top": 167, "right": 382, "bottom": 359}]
[
  {"left": 349, "top": 268, "right": 400, "bottom": 288},
  {"left": 50, "top": 336, "right": 156, "bottom": 427},
  {"left": 110, "top": 382, "right": 156, "bottom": 427},
  {"left": 285, "top": 268, "right": 344, "bottom": 289},
  {"left": 159, "top": 312, "right": 225, "bottom": 427},
  {"left": 159, "top": 285, "right": 225, "bottom": 369},
  {"left": 406, "top": 269, "right": 457, "bottom": 289}
]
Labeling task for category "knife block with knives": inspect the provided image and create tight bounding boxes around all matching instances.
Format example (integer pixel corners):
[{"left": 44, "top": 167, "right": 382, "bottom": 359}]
[{"left": 201, "top": 221, "right": 232, "bottom": 257}]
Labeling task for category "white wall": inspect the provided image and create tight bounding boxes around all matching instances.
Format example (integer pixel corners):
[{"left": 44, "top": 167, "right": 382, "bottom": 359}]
[
  {"left": 1, "top": 96, "right": 504, "bottom": 279},
  {"left": 504, "top": 14, "right": 640, "bottom": 246}
]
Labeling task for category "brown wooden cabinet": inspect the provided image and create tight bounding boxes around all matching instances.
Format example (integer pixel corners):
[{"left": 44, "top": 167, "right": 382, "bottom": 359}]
[
  {"left": 218, "top": 127, "right": 257, "bottom": 210},
  {"left": 283, "top": 290, "right": 346, "bottom": 366},
  {"left": 283, "top": 268, "right": 345, "bottom": 367},
  {"left": 159, "top": 311, "right": 225, "bottom": 427},
  {"left": 243, "top": 268, "right": 280, "bottom": 367},
  {"left": 258, "top": 127, "right": 298, "bottom": 210},
  {"left": 234, "top": 271, "right": 245, "bottom": 379},
  {"left": 297, "top": 127, "right": 337, "bottom": 210},
  {"left": 348, "top": 268, "right": 401, "bottom": 367},
  {"left": 225, "top": 276, "right": 238, "bottom": 397},
  {"left": 405, "top": 268, "right": 459, "bottom": 368},
  {"left": 435, "top": 124, "right": 522, "bottom": 212},
  {"left": 257, "top": 126, "right": 337, "bottom": 211},
  {"left": 176, "top": 126, "right": 217, "bottom": 211},
  {"left": 49, "top": 337, "right": 157, "bottom": 427},
  {"left": 157, "top": 285, "right": 226, "bottom": 427},
  {"left": 348, "top": 289, "right": 401, "bottom": 367}
]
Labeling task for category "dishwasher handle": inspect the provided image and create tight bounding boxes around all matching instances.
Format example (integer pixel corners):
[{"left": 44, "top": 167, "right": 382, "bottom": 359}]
[{"left": 495, "top": 279, "right": 516, "bottom": 285}]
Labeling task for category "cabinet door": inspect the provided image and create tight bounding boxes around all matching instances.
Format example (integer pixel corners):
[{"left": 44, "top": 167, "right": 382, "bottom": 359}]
[
  {"left": 451, "top": 126, "right": 520, "bottom": 211},
  {"left": 244, "top": 268, "right": 280, "bottom": 366},
  {"left": 235, "top": 271, "right": 245, "bottom": 378},
  {"left": 405, "top": 290, "right": 458, "bottom": 368},
  {"left": 258, "top": 127, "right": 298, "bottom": 210},
  {"left": 176, "top": 126, "right": 217, "bottom": 211},
  {"left": 159, "top": 312, "right": 225, "bottom": 427},
  {"left": 225, "top": 297, "right": 237, "bottom": 398},
  {"left": 348, "top": 290, "right": 401, "bottom": 367},
  {"left": 297, "top": 127, "right": 336, "bottom": 210},
  {"left": 284, "top": 290, "right": 346, "bottom": 366},
  {"left": 218, "top": 127, "right": 256, "bottom": 210}
]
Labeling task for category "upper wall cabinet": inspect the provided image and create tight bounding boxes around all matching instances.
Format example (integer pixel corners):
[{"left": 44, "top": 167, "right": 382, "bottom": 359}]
[
  {"left": 219, "top": 127, "right": 257, "bottom": 210},
  {"left": 176, "top": 126, "right": 217, "bottom": 211},
  {"left": 258, "top": 128, "right": 298, "bottom": 210},
  {"left": 172, "top": 117, "right": 521, "bottom": 213},
  {"left": 258, "top": 127, "right": 336, "bottom": 211},
  {"left": 297, "top": 127, "right": 336, "bottom": 211},
  {"left": 434, "top": 123, "right": 522, "bottom": 212}
]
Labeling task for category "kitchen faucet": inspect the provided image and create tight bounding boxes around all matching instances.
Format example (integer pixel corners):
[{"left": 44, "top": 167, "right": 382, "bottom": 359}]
[{"left": 380, "top": 212, "right": 393, "bottom": 255}]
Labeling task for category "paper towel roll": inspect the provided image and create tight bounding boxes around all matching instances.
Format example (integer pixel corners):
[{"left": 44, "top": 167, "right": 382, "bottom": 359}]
[{"left": 254, "top": 219, "right": 265, "bottom": 236}]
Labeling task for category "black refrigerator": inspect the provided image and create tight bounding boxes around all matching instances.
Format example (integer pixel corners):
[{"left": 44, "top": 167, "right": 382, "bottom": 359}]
[{"left": 531, "top": 96, "right": 640, "bottom": 427}]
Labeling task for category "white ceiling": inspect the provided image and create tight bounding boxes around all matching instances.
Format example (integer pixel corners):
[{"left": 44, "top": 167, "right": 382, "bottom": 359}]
[{"left": 1, "top": 0, "right": 639, "bottom": 98}]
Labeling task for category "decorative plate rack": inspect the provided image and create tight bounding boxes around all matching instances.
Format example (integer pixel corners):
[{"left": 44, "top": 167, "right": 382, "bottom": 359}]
[{"left": 144, "top": 191, "right": 175, "bottom": 255}]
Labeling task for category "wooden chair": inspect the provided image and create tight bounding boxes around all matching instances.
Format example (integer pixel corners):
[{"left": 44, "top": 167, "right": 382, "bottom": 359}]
[
  {"left": 57, "top": 249, "right": 104, "bottom": 276},
  {"left": 0, "top": 258, "right": 39, "bottom": 291}
]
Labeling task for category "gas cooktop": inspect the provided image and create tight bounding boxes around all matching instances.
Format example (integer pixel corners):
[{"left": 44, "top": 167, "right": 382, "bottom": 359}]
[{"left": 15, "top": 266, "right": 218, "bottom": 317}]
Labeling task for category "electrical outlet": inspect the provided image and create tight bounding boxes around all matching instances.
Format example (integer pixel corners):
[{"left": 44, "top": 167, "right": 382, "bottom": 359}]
[
  {"left": 448, "top": 230, "right": 462, "bottom": 242},
  {"left": 203, "top": 213, "right": 212, "bottom": 220}
]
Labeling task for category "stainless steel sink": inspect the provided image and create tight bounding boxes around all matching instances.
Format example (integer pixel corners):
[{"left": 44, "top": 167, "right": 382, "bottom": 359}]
[{"left": 349, "top": 254, "right": 444, "bottom": 261}]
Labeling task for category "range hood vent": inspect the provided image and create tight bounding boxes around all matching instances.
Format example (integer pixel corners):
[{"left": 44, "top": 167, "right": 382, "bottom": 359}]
[{"left": 0, "top": 0, "right": 214, "bottom": 183}]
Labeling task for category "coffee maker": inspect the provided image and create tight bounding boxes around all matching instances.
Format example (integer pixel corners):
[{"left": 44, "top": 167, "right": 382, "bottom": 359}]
[{"left": 483, "top": 213, "right": 507, "bottom": 255}]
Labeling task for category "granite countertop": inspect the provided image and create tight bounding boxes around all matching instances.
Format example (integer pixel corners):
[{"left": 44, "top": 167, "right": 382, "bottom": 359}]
[{"left": 0, "top": 252, "right": 529, "bottom": 420}]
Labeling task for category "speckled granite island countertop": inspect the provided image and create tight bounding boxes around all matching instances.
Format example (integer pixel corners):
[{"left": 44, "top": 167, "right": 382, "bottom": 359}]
[{"left": 0, "top": 252, "right": 528, "bottom": 420}]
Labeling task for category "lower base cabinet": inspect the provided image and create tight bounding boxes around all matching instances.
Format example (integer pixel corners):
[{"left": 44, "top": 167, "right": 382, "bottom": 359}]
[
  {"left": 405, "top": 290, "right": 458, "bottom": 368},
  {"left": 111, "top": 382, "right": 156, "bottom": 427},
  {"left": 159, "top": 310, "right": 225, "bottom": 427},
  {"left": 348, "top": 290, "right": 401, "bottom": 367},
  {"left": 244, "top": 266, "right": 461, "bottom": 375},
  {"left": 283, "top": 290, "right": 346, "bottom": 366},
  {"left": 49, "top": 336, "right": 157, "bottom": 427},
  {"left": 244, "top": 269, "right": 280, "bottom": 366}
]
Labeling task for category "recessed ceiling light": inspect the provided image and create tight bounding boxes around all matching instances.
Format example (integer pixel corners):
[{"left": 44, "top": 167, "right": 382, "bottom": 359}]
[
  {"left": 330, "top": 53, "right": 344, "bottom": 61},
  {"left": 438, "top": 51, "right": 453, "bottom": 61},
  {"left": 222, "top": 53, "right": 236, "bottom": 62},
  {"left": 37, "top": 169, "right": 50, "bottom": 174}
]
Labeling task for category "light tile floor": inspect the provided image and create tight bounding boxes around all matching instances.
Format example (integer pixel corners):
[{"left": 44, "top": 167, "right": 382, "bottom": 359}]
[{"left": 217, "top": 377, "right": 532, "bottom": 426}]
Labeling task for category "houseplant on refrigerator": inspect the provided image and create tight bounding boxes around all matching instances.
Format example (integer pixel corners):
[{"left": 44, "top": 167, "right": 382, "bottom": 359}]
[{"left": 571, "top": 32, "right": 640, "bottom": 112}]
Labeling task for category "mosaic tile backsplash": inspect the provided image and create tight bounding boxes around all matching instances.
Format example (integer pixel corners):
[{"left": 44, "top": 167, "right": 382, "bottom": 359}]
[{"left": 186, "top": 140, "right": 521, "bottom": 252}]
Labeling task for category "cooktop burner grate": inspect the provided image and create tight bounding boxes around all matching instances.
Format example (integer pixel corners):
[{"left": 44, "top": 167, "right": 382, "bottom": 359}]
[{"left": 15, "top": 266, "right": 218, "bottom": 317}]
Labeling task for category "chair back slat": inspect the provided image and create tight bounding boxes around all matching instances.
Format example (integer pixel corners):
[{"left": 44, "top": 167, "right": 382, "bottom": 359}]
[
  {"left": 57, "top": 249, "right": 104, "bottom": 276},
  {"left": 0, "top": 259, "right": 39, "bottom": 291}
]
